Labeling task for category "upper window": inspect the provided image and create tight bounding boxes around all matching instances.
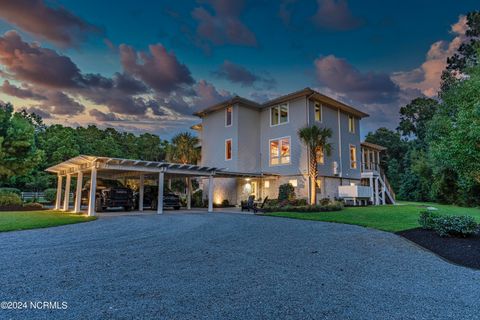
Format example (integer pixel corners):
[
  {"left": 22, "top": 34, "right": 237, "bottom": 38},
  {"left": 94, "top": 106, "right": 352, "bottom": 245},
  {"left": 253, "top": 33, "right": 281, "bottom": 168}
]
[
  {"left": 270, "top": 137, "right": 290, "bottom": 165},
  {"left": 225, "top": 139, "right": 232, "bottom": 160},
  {"left": 225, "top": 106, "right": 232, "bottom": 127},
  {"left": 350, "top": 145, "right": 357, "bottom": 169},
  {"left": 270, "top": 103, "right": 289, "bottom": 126},
  {"left": 348, "top": 115, "right": 355, "bottom": 133},
  {"left": 314, "top": 102, "right": 322, "bottom": 122},
  {"left": 315, "top": 147, "right": 325, "bottom": 164}
]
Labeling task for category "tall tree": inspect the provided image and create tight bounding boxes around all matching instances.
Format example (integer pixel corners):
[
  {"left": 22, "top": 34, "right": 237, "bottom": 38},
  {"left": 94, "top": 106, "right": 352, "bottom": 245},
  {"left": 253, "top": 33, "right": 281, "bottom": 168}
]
[
  {"left": 298, "top": 125, "right": 332, "bottom": 205},
  {"left": 398, "top": 97, "right": 438, "bottom": 145},
  {"left": 166, "top": 132, "right": 201, "bottom": 164}
]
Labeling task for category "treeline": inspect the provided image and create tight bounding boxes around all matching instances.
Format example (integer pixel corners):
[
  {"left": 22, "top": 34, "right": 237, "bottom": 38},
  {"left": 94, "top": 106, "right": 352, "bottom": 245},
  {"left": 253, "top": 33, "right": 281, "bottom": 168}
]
[{"left": 366, "top": 11, "right": 480, "bottom": 206}]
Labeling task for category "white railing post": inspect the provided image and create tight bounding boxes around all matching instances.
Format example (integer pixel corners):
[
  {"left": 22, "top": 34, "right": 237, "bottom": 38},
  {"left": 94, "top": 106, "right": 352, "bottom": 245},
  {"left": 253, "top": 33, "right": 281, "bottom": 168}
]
[{"left": 63, "top": 174, "right": 71, "bottom": 211}]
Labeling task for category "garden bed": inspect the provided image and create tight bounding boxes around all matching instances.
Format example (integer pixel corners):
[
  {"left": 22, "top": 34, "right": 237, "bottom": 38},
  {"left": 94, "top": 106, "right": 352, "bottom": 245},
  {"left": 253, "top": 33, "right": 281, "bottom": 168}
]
[{"left": 397, "top": 228, "right": 480, "bottom": 269}]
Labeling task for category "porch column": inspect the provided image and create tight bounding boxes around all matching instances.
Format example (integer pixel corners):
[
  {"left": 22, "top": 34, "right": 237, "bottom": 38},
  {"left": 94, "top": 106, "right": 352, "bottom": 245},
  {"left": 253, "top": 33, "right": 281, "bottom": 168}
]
[
  {"left": 157, "top": 171, "right": 164, "bottom": 214},
  {"left": 374, "top": 177, "right": 379, "bottom": 205},
  {"left": 186, "top": 177, "right": 192, "bottom": 210},
  {"left": 139, "top": 174, "right": 144, "bottom": 212},
  {"left": 74, "top": 171, "right": 83, "bottom": 213},
  {"left": 63, "top": 174, "right": 71, "bottom": 211},
  {"left": 381, "top": 183, "right": 386, "bottom": 205},
  {"left": 369, "top": 176, "right": 374, "bottom": 203},
  {"left": 208, "top": 174, "right": 214, "bottom": 213},
  {"left": 54, "top": 175, "right": 63, "bottom": 210},
  {"left": 87, "top": 167, "right": 97, "bottom": 216}
]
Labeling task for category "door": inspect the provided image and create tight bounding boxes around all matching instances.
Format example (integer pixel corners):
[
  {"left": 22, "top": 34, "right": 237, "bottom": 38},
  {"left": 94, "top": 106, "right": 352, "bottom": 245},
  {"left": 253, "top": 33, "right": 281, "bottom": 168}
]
[{"left": 251, "top": 181, "right": 258, "bottom": 199}]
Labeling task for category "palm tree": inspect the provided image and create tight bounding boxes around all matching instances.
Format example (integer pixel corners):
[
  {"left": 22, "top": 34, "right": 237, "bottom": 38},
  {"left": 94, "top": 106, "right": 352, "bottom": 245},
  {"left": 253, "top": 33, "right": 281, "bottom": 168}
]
[
  {"left": 166, "top": 132, "right": 201, "bottom": 164},
  {"left": 298, "top": 125, "right": 332, "bottom": 205}
]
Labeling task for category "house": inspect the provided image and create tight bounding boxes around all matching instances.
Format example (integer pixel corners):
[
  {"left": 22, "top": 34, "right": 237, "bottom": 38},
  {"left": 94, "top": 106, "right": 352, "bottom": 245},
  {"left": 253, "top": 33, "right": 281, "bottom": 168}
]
[{"left": 193, "top": 88, "right": 394, "bottom": 206}]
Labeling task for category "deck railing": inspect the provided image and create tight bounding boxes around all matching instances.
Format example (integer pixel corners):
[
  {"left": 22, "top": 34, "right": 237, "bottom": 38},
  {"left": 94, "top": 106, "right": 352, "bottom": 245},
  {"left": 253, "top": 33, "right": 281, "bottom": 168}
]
[{"left": 361, "top": 161, "right": 380, "bottom": 172}]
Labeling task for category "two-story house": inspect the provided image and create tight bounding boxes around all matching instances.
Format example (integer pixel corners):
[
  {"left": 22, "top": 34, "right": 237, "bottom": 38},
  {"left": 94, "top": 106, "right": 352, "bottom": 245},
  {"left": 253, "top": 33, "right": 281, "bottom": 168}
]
[{"left": 193, "top": 88, "right": 394, "bottom": 206}]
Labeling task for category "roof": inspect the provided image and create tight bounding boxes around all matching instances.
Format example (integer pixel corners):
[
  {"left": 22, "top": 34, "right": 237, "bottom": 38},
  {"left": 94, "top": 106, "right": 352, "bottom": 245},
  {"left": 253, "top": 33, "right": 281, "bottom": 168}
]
[
  {"left": 361, "top": 141, "right": 387, "bottom": 151},
  {"left": 193, "top": 87, "right": 369, "bottom": 118}
]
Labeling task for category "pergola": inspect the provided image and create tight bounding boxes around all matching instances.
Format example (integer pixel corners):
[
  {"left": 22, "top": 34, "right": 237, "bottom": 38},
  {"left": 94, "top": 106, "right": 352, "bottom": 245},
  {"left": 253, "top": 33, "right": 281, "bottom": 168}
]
[{"left": 45, "top": 155, "right": 227, "bottom": 216}]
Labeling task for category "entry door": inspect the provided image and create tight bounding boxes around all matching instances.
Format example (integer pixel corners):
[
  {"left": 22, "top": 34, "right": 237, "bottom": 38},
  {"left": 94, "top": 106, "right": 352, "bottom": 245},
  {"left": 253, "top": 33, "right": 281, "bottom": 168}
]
[{"left": 251, "top": 181, "right": 258, "bottom": 199}]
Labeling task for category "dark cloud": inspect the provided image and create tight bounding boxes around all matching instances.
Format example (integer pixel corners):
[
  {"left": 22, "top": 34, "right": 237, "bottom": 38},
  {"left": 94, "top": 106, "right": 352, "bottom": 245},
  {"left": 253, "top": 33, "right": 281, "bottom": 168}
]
[
  {"left": 213, "top": 60, "right": 276, "bottom": 89},
  {"left": 119, "top": 44, "right": 194, "bottom": 94},
  {"left": 89, "top": 109, "right": 120, "bottom": 121},
  {"left": 314, "top": 55, "right": 399, "bottom": 104},
  {"left": 42, "top": 91, "right": 85, "bottom": 115},
  {"left": 192, "top": 0, "right": 257, "bottom": 46},
  {"left": 0, "top": 0, "right": 101, "bottom": 47},
  {"left": 0, "top": 80, "right": 46, "bottom": 100},
  {"left": 312, "top": 0, "right": 364, "bottom": 31},
  {"left": 24, "top": 106, "right": 52, "bottom": 119}
]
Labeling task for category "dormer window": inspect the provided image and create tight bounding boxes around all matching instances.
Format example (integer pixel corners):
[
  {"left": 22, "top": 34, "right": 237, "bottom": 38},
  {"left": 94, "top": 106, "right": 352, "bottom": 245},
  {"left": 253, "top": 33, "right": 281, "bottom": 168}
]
[
  {"left": 314, "top": 102, "right": 322, "bottom": 122},
  {"left": 270, "top": 103, "right": 289, "bottom": 126},
  {"left": 348, "top": 115, "right": 355, "bottom": 133},
  {"left": 225, "top": 106, "right": 232, "bottom": 127}
]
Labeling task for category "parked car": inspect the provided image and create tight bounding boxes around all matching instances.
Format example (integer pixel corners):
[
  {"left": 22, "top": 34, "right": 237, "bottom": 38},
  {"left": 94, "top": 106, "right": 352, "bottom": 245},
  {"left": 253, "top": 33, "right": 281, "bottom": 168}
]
[
  {"left": 82, "top": 179, "right": 134, "bottom": 212},
  {"left": 135, "top": 186, "right": 181, "bottom": 210}
]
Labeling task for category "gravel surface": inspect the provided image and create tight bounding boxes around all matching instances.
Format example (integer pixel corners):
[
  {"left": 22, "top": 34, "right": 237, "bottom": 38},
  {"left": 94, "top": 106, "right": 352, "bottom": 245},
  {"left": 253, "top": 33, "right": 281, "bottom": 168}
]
[{"left": 1, "top": 212, "right": 479, "bottom": 320}]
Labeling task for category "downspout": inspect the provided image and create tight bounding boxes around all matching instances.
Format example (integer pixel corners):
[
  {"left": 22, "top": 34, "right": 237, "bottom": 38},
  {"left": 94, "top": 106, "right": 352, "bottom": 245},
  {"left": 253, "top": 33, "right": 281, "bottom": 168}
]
[{"left": 337, "top": 109, "right": 343, "bottom": 182}]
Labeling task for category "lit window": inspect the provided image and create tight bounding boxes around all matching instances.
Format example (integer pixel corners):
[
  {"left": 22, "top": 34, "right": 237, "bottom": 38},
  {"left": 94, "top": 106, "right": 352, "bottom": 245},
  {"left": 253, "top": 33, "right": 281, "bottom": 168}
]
[
  {"left": 289, "top": 179, "right": 298, "bottom": 187},
  {"left": 270, "top": 103, "right": 288, "bottom": 126},
  {"left": 348, "top": 115, "right": 355, "bottom": 133},
  {"left": 270, "top": 137, "right": 290, "bottom": 165},
  {"left": 225, "top": 139, "right": 232, "bottom": 160},
  {"left": 225, "top": 106, "right": 232, "bottom": 127},
  {"left": 314, "top": 102, "right": 322, "bottom": 122},
  {"left": 316, "top": 178, "right": 322, "bottom": 193},
  {"left": 350, "top": 145, "right": 357, "bottom": 169},
  {"left": 264, "top": 181, "right": 270, "bottom": 188},
  {"left": 315, "top": 147, "right": 324, "bottom": 164}
]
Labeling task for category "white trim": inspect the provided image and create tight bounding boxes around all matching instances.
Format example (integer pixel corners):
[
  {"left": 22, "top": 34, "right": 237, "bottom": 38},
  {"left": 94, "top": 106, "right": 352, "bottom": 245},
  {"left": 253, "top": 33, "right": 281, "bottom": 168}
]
[
  {"left": 269, "top": 102, "right": 289, "bottom": 127},
  {"left": 225, "top": 106, "right": 232, "bottom": 127},
  {"left": 268, "top": 135, "right": 291, "bottom": 166},
  {"left": 225, "top": 138, "right": 232, "bottom": 161},
  {"left": 349, "top": 144, "right": 357, "bottom": 169},
  {"left": 314, "top": 102, "right": 323, "bottom": 123}
]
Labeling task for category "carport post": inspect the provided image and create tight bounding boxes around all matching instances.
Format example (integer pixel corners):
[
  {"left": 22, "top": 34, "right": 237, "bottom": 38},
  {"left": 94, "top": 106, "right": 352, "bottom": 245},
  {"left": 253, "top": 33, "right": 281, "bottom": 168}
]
[
  {"left": 186, "top": 177, "right": 192, "bottom": 210},
  {"left": 54, "top": 175, "right": 63, "bottom": 210},
  {"left": 74, "top": 171, "right": 83, "bottom": 213},
  {"left": 87, "top": 167, "right": 97, "bottom": 216},
  {"left": 157, "top": 171, "right": 164, "bottom": 214},
  {"left": 208, "top": 174, "right": 214, "bottom": 213},
  {"left": 63, "top": 174, "right": 71, "bottom": 211},
  {"left": 139, "top": 174, "right": 144, "bottom": 211}
]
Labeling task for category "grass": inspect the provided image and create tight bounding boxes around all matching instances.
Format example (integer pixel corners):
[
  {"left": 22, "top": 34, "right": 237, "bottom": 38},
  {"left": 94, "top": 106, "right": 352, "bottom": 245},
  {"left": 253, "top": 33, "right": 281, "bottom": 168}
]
[
  {"left": 267, "top": 202, "right": 480, "bottom": 232},
  {"left": 0, "top": 210, "right": 97, "bottom": 232}
]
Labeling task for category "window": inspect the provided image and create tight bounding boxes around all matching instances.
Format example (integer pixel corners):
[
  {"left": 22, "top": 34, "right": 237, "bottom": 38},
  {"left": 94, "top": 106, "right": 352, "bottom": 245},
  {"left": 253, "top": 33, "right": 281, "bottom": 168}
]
[
  {"left": 225, "top": 106, "right": 232, "bottom": 127},
  {"left": 316, "top": 178, "right": 322, "bottom": 193},
  {"left": 314, "top": 102, "right": 322, "bottom": 122},
  {"left": 348, "top": 115, "right": 355, "bottom": 133},
  {"left": 270, "top": 103, "right": 289, "bottom": 126},
  {"left": 264, "top": 180, "right": 270, "bottom": 188},
  {"left": 269, "top": 137, "right": 290, "bottom": 165},
  {"left": 350, "top": 145, "right": 357, "bottom": 169},
  {"left": 315, "top": 147, "right": 325, "bottom": 164},
  {"left": 289, "top": 179, "right": 298, "bottom": 187},
  {"left": 225, "top": 139, "right": 232, "bottom": 160}
]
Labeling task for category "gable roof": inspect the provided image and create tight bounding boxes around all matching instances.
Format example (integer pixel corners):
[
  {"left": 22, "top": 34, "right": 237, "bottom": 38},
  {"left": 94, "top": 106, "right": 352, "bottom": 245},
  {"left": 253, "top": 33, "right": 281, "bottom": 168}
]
[{"left": 193, "top": 87, "right": 369, "bottom": 118}]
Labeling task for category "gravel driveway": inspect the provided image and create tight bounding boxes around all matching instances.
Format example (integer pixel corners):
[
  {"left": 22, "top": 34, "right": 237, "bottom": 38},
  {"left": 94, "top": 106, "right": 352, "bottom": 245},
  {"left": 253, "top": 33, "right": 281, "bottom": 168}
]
[{"left": 1, "top": 212, "right": 479, "bottom": 319}]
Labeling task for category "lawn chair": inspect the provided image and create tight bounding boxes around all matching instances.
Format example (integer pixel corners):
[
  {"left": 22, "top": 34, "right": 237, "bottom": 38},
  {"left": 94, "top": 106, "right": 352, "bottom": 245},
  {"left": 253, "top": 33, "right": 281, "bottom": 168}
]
[
  {"left": 241, "top": 195, "right": 255, "bottom": 211},
  {"left": 253, "top": 196, "right": 269, "bottom": 214}
]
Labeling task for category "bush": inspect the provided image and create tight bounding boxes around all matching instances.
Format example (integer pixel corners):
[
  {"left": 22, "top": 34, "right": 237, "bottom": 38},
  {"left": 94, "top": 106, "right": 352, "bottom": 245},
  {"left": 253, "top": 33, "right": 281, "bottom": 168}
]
[
  {"left": 263, "top": 201, "right": 343, "bottom": 213},
  {"left": 418, "top": 210, "right": 440, "bottom": 230},
  {"left": 318, "top": 198, "right": 331, "bottom": 206},
  {"left": 432, "top": 215, "right": 478, "bottom": 237},
  {"left": 278, "top": 183, "right": 295, "bottom": 201},
  {"left": 0, "top": 187, "right": 21, "bottom": 195},
  {"left": 221, "top": 199, "right": 230, "bottom": 206},
  {"left": 0, "top": 192, "right": 22, "bottom": 207},
  {"left": 192, "top": 190, "right": 204, "bottom": 207},
  {"left": 23, "top": 202, "right": 44, "bottom": 210},
  {"left": 43, "top": 188, "right": 57, "bottom": 203}
]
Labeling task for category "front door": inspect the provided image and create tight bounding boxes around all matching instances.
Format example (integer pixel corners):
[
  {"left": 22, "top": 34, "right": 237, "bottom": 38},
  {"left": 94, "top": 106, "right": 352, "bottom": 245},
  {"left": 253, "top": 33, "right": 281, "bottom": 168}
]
[{"left": 251, "top": 181, "right": 258, "bottom": 199}]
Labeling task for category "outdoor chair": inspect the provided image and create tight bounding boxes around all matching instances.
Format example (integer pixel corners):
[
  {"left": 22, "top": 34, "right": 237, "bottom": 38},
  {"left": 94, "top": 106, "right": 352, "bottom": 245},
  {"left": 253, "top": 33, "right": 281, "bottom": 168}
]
[
  {"left": 241, "top": 195, "right": 255, "bottom": 211},
  {"left": 253, "top": 196, "right": 269, "bottom": 214}
]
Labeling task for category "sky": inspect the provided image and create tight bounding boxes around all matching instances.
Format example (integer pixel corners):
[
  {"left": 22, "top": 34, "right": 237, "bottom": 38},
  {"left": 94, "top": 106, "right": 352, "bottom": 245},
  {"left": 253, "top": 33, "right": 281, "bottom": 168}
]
[{"left": 0, "top": 0, "right": 477, "bottom": 138}]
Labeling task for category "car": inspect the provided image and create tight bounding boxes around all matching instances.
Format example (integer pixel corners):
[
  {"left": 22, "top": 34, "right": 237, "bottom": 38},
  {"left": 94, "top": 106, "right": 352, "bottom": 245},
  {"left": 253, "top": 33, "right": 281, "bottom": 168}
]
[
  {"left": 82, "top": 179, "right": 134, "bottom": 212},
  {"left": 135, "top": 185, "right": 181, "bottom": 210}
]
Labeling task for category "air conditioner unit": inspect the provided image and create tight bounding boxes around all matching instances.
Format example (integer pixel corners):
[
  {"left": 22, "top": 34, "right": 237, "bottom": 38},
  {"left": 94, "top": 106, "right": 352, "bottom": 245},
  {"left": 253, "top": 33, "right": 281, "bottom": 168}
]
[{"left": 333, "top": 161, "right": 340, "bottom": 176}]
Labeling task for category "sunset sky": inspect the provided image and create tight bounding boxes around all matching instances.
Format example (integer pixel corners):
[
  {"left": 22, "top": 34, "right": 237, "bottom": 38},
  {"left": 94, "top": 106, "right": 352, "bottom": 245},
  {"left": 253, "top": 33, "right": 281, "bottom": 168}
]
[{"left": 0, "top": 0, "right": 477, "bottom": 138}]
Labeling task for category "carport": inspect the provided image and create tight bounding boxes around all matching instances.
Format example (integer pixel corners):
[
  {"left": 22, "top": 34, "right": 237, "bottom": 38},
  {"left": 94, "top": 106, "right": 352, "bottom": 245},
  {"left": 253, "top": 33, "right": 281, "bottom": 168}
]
[{"left": 45, "top": 155, "right": 223, "bottom": 216}]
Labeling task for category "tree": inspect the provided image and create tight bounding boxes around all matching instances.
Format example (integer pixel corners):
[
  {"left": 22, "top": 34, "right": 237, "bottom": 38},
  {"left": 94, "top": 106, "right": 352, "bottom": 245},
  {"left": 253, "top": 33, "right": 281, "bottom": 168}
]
[
  {"left": 398, "top": 97, "right": 438, "bottom": 145},
  {"left": 0, "top": 103, "right": 43, "bottom": 179},
  {"left": 298, "top": 125, "right": 332, "bottom": 205},
  {"left": 166, "top": 132, "right": 200, "bottom": 164}
]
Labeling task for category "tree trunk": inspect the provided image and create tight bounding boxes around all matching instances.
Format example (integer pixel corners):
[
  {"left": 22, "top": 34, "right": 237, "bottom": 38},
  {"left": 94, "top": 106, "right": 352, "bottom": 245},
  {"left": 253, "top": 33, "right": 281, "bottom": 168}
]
[{"left": 309, "top": 149, "right": 318, "bottom": 205}]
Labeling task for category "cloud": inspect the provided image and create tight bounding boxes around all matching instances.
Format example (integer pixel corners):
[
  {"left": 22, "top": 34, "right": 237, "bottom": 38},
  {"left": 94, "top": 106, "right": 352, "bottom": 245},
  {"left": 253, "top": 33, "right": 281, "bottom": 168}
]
[
  {"left": 89, "top": 109, "right": 120, "bottom": 121},
  {"left": 23, "top": 106, "right": 52, "bottom": 119},
  {"left": 314, "top": 54, "right": 400, "bottom": 104},
  {"left": 392, "top": 15, "right": 468, "bottom": 97},
  {"left": 0, "top": 0, "right": 101, "bottom": 47},
  {"left": 312, "top": 0, "right": 364, "bottom": 31},
  {"left": 192, "top": 0, "right": 257, "bottom": 46},
  {"left": 278, "top": 0, "right": 298, "bottom": 26},
  {"left": 40, "top": 91, "right": 85, "bottom": 115},
  {"left": 0, "top": 80, "right": 46, "bottom": 100},
  {"left": 213, "top": 60, "right": 276, "bottom": 89},
  {"left": 119, "top": 44, "right": 194, "bottom": 94}
]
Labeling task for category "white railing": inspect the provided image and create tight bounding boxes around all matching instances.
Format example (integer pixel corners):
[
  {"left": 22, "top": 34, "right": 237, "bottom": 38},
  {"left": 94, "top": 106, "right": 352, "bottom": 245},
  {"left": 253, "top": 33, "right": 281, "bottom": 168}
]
[{"left": 338, "top": 185, "right": 372, "bottom": 199}]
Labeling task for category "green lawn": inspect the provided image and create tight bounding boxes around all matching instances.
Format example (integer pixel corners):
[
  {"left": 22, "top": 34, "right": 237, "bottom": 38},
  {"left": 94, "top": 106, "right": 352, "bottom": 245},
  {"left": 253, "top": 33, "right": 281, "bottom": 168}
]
[
  {"left": 267, "top": 202, "right": 480, "bottom": 232},
  {"left": 0, "top": 210, "right": 97, "bottom": 232}
]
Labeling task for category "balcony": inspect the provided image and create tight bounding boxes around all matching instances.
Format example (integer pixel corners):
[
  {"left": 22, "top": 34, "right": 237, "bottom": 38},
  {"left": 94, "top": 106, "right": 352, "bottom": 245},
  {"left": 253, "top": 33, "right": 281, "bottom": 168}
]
[{"left": 338, "top": 184, "right": 372, "bottom": 199}]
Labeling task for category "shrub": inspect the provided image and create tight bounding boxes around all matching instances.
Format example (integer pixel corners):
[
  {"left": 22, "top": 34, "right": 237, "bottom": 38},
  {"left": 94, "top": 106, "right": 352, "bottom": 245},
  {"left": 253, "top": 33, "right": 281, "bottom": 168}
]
[
  {"left": 192, "top": 190, "right": 204, "bottom": 207},
  {"left": 43, "top": 188, "right": 57, "bottom": 203},
  {"left": 0, "top": 187, "right": 21, "bottom": 195},
  {"left": 319, "top": 198, "right": 331, "bottom": 206},
  {"left": 23, "top": 202, "right": 44, "bottom": 210},
  {"left": 0, "top": 192, "right": 22, "bottom": 207},
  {"left": 221, "top": 199, "right": 230, "bottom": 206},
  {"left": 418, "top": 210, "right": 440, "bottom": 230},
  {"left": 278, "top": 183, "right": 296, "bottom": 201},
  {"left": 432, "top": 215, "right": 478, "bottom": 237},
  {"left": 263, "top": 201, "right": 343, "bottom": 213}
]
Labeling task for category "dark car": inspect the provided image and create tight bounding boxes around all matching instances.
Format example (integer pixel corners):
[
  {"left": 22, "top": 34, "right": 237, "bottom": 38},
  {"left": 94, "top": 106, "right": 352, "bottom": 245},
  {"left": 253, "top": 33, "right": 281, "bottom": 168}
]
[
  {"left": 82, "top": 179, "right": 134, "bottom": 212},
  {"left": 135, "top": 186, "right": 181, "bottom": 210}
]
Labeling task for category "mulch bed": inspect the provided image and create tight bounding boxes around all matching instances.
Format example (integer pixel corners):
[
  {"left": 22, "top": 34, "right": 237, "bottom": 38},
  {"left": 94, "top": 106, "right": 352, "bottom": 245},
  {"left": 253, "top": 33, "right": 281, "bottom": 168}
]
[
  {"left": 396, "top": 228, "right": 480, "bottom": 270},
  {"left": 0, "top": 205, "right": 46, "bottom": 211}
]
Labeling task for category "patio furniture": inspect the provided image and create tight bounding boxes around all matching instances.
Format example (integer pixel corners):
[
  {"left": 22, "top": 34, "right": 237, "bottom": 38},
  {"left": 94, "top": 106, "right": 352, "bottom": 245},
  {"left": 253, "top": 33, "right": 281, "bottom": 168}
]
[
  {"left": 253, "top": 196, "right": 269, "bottom": 214},
  {"left": 241, "top": 195, "right": 255, "bottom": 211}
]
